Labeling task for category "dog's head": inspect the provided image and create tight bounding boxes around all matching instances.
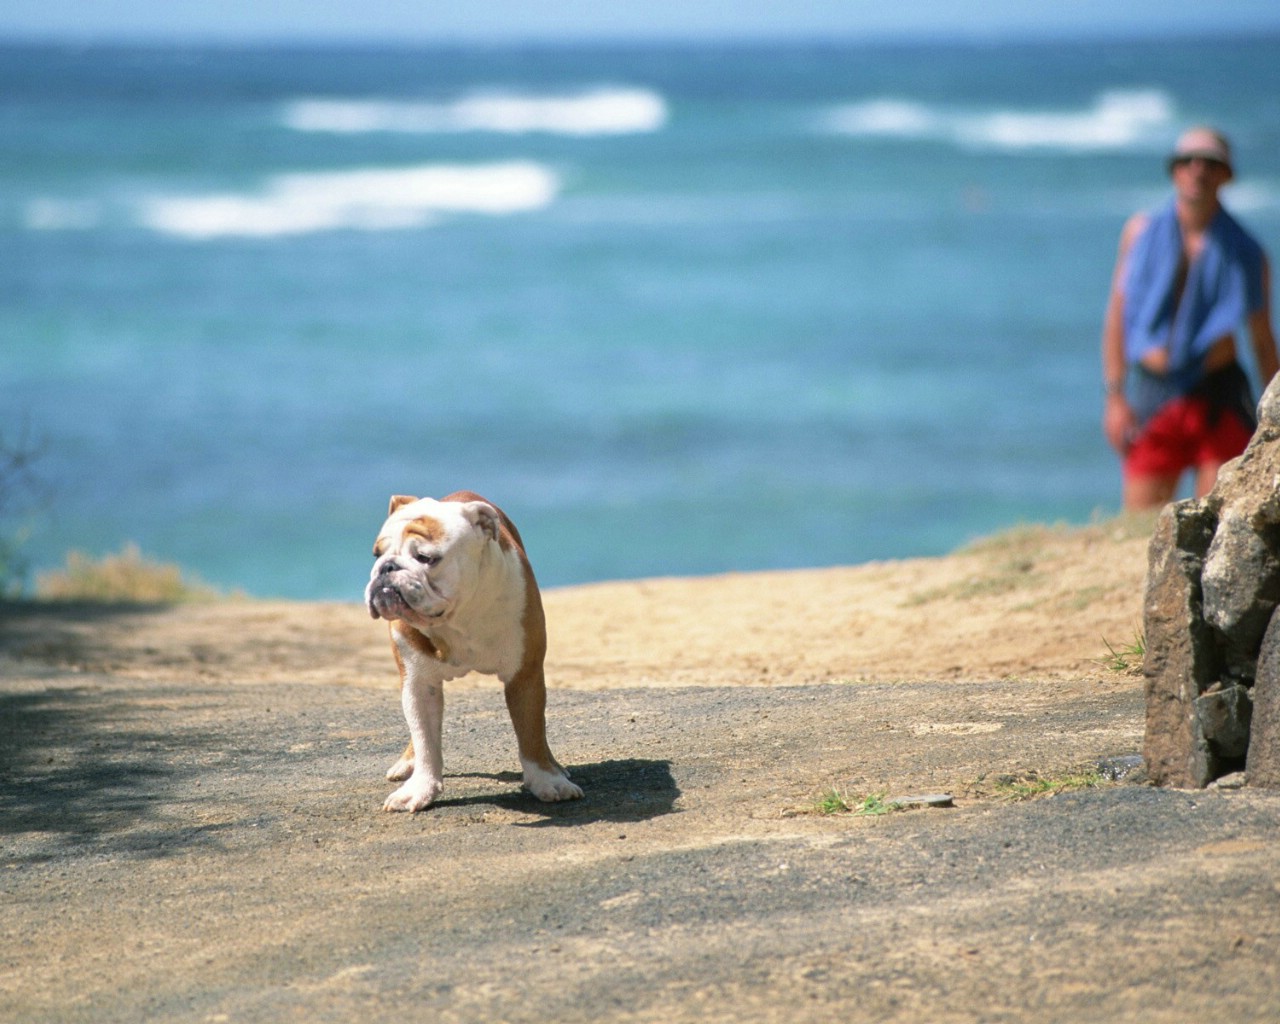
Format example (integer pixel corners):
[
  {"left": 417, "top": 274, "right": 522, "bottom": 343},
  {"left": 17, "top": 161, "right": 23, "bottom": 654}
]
[{"left": 365, "top": 495, "right": 503, "bottom": 626}]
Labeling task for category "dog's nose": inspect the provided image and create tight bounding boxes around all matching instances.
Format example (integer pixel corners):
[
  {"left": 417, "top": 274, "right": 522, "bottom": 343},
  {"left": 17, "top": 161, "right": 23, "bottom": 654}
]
[{"left": 377, "top": 558, "right": 401, "bottom": 576}]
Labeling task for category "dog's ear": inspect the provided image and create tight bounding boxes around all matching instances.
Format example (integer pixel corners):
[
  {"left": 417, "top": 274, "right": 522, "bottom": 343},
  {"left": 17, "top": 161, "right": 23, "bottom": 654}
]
[
  {"left": 459, "top": 501, "right": 501, "bottom": 543},
  {"left": 388, "top": 495, "right": 418, "bottom": 516}
]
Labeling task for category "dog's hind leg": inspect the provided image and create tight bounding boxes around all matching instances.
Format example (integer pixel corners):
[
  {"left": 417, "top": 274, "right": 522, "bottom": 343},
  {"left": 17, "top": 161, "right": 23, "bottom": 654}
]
[
  {"left": 503, "top": 666, "right": 583, "bottom": 803},
  {"left": 386, "top": 740, "right": 414, "bottom": 781}
]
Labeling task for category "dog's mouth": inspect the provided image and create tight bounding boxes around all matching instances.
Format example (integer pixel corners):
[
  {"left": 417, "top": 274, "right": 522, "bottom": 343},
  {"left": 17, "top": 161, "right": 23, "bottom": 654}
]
[
  {"left": 368, "top": 582, "right": 412, "bottom": 621},
  {"left": 368, "top": 580, "right": 446, "bottom": 622}
]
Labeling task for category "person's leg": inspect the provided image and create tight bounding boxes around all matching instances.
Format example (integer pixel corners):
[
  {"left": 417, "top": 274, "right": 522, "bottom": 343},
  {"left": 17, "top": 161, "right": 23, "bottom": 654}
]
[
  {"left": 1194, "top": 461, "right": 1224, "bottom": 497},
  {"left": 1123, "top": 395, "right": 1195, "bottom": 510},
  {"left": 1192, "top": 407, "right": 1255, "bottom": 497},
  {"left": 1124, "top": 473, "right": 1180, "bottom": 510}
]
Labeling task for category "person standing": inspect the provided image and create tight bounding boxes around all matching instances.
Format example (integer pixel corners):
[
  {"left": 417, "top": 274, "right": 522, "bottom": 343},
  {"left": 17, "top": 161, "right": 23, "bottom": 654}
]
[{"left": 1101, "top": 126, "right": 1278, "bottom": 510}]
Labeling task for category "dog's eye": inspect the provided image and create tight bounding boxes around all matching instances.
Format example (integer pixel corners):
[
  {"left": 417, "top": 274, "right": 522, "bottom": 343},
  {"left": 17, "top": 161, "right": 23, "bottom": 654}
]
[{"left": 414, "top": 552, "right": 441, "bottom": 566}]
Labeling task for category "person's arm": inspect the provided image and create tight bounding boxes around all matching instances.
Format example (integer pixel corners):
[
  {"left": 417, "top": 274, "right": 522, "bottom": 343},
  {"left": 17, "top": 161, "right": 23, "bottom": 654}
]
[
  {"left": 1248, "top": 256, "right": 1279, "bottom": 388},
  {"left": 1101, "top": 214, "right": 1146, "bottom": 454}
]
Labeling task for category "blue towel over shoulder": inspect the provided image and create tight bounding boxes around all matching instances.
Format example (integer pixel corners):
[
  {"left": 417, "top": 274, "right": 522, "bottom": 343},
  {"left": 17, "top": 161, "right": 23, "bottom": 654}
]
[{"left": 1123, "top": 199, "right": 1265, "bottom": 387}]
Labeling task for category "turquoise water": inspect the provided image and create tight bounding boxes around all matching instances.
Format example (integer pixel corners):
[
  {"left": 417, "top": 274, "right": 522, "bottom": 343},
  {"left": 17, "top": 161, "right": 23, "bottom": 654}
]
[{"left": 3, "top": 36, "right": 1279, "bottom": 597}]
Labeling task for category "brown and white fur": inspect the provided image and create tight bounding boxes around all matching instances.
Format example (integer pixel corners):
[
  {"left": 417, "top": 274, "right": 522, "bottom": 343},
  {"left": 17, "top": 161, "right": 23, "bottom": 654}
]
[{"left": 365, "top": 491, "right": 582, "bottom": 812}]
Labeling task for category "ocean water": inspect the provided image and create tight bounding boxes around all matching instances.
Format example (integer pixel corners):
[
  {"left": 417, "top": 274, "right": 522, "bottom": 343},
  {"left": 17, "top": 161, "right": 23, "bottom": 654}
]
[{"left": 3, "top": 36, "right": 1279, "bottom": 598}]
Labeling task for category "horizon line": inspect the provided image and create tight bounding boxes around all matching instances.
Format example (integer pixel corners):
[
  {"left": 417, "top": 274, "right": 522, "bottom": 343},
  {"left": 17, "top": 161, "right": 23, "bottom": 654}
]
[{"left": 3, "top": 23, "right": 1280, "bottom": 50}]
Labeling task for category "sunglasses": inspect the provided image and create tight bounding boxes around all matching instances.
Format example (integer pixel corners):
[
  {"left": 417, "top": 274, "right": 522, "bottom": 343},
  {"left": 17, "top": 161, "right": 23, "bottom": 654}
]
[{"left": 1170, "top": 155, "right": 1230, "bottom": 172}]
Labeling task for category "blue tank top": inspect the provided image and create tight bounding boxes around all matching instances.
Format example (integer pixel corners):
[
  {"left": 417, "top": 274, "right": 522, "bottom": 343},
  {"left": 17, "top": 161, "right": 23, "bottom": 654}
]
[{"left": 1123, "top": 199, "right": 1265, "bottom": 390}]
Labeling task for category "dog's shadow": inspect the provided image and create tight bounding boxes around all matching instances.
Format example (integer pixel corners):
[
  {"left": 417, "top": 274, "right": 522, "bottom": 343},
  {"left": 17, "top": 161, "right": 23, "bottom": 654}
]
[{"left": 442, "top": 758, "right": 679, "bottom": 827}]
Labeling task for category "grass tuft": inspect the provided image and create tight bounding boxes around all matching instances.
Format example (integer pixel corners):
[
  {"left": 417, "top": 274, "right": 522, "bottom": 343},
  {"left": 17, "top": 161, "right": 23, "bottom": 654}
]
[
  {"left": 813, "top": 790, "right": 902, "bottom": 817},
  {"left": 35, "top": 543, "right": 224, "bottom": 604},
  {"left": 1098, "top": 631, "right": 1145, "bottom": 674},
  {"left": 993, "top": 771, "right": 1103, "bottom": 801}
]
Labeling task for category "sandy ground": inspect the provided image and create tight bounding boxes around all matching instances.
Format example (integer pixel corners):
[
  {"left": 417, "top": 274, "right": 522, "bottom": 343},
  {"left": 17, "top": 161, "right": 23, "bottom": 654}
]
[
  {"left": 3, "top": 515, "right": 1280, "bottom": 1022},
  {"left": 3, "top": 517, "right": 1153, "bottom": 691}
]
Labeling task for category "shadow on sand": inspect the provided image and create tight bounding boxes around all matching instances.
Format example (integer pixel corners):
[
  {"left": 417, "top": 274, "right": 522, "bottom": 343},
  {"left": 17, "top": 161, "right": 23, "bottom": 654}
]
[
  {"left": 437, "top": 758, "right": 681, "bottom": 827},
  {"left": 0, "top": 683, "right": 235, "bottom": 863}
]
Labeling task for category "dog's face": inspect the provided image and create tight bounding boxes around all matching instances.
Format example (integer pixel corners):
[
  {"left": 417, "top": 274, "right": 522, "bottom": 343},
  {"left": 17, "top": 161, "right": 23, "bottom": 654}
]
[{"left": 365, "top": 495, "right": 502, "bottom": 625}]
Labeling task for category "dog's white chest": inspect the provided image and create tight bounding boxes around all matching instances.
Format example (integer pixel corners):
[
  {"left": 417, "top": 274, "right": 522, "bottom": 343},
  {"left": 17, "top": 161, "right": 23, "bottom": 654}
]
[{"left": 394, "top": 617, "right": 521, "bottom": 680}]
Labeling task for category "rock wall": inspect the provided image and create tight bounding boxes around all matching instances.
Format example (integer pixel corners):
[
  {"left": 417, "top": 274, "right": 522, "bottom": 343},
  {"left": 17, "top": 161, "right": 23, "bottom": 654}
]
[{"left": 1142, "top": 377, "right": 1280, "bottom": 787}]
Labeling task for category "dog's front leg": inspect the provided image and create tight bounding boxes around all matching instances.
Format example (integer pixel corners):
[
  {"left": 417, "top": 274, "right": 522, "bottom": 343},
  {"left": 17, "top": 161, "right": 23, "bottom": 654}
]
[{"left": 383, "top": 668, "right": 445, "bottom": 812}]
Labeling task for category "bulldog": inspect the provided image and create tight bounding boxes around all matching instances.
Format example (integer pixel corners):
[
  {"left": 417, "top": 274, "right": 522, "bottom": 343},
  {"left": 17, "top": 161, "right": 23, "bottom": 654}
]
[{"left": 365, "top": 490, "right": 582, "bottom": 812}]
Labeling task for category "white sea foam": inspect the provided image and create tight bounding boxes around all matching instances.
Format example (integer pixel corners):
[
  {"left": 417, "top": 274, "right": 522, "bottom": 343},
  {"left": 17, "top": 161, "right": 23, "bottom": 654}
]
[
  {"left": 283, "top": 87, "right": 668, "bottom": 137},
  {"left": 23, "top": 198, "right": 102, "bottom": 231},
  {"left": 823, "top": 98, "right": 940, "bottom": 139},
  {"left": 1221, "top": 180, "right": 1280, "bottom": 214},
  {"left": 136, "top": 161, "right": 560, "bottom": 240},
  {"left": 825, "top": 88, "right": 1177, "bottom": 153}
]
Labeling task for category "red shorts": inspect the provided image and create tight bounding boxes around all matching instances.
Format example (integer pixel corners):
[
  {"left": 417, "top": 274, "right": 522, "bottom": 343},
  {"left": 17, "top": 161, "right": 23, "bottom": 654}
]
[{"left": 1124, "top": 394, "right": 1254, "bottom": 480}]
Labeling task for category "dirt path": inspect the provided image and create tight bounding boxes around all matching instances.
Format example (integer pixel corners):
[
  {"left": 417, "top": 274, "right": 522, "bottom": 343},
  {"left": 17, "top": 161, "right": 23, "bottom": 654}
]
[{"left": 3, "top": 518, "right": 1279, "bottom": 1022}]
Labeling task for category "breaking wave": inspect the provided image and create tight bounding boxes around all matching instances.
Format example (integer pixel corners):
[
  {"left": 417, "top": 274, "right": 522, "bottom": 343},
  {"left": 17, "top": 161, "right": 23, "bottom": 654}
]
[
  {"left": 22, "top": 198, "right": 102, "bottom": 231},
  {"left": 824, "top": 88, "right": 1177, "bottom": 153},
  {"left": 282, "top": 87, "right": 668, "bottom": 137},
  {"left": 134, "top": 161, "right": 559, "bottom": 240}
]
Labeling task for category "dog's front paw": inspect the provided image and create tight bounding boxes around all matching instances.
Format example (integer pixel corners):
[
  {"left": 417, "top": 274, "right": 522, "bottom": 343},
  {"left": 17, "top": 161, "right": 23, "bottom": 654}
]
[
  {"left": 385, "top": 755, "right": 414, "bottom": 782},
  {"left": 523, "top": 763, "right": 584, "bottom": 803},
  {"left": 382, "top": 776, "right": 443, "bottom": 813}
]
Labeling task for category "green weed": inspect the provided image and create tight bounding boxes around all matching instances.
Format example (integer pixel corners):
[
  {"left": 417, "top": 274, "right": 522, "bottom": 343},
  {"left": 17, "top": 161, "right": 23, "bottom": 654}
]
[
  {"left": 1098, "top": 631, "right": 1145, "bottom": 673},
  {"left": 813, "top": 790, "right": 902, "bottom": 817},
  {"left": 993, "top": 771, "right": 1103, "bottom": 801}
]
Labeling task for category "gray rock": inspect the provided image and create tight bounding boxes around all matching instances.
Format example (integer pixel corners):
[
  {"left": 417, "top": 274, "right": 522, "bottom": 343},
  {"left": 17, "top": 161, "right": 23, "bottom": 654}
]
[
  {"left": 1142, "top": 501, "right": 1222, "bottom": 787},
  {"left": 1142, "top": 373, "right": 1280, "bottom": 788},
  {"left": 1256, "top": 376, "right": 1280, "bottom": 433},
  {"left": 1096, "top": 754, "right": 1145, "bottom": 782},
  {"left": 1247, "top": 609, "right": 1280, "bottom": 788},
  {"left": 1201, "top": 512, "right": 1280, "bottom": 676},
  {"left": 1209, "top": 771, "right": 1248, "bottom": 790},
  {"left": 887, "top": 793, "right": 954, "bottom": 809},
  {"left": 1191, "top": 684, "right": 1253, "bottom": 782}
]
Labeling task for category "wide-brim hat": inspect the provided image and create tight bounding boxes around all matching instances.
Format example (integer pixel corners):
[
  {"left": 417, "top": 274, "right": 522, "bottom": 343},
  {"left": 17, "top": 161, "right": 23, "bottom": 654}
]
[{"left": 1167, "top": 127, "right": 1233, "bottom": 175}]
